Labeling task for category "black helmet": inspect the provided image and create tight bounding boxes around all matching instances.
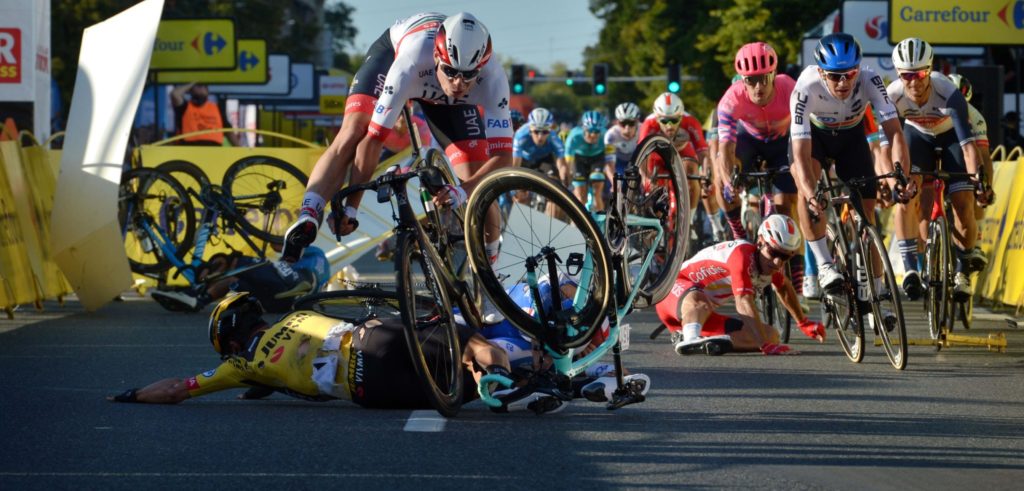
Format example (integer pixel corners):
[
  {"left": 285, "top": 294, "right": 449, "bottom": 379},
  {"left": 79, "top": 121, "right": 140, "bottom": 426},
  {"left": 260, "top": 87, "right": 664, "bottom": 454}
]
[{"left": 208, "top": 292, "right": 265, "bottom": 356}]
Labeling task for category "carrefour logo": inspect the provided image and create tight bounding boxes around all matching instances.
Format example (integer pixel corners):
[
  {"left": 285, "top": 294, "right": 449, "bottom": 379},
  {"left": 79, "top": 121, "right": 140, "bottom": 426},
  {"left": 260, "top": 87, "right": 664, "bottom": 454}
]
[
  {"left": 864, "top": 15, "right": 888, "bottom": 40},
  {"left": 239, "top": 50, "right": 259, "bottom": 71},
  {"left": 193, "top": 31, "right": 227, "bottom": 55},
  {"left": 997, "top": 0, "right": 1024, "bottom": 29}
]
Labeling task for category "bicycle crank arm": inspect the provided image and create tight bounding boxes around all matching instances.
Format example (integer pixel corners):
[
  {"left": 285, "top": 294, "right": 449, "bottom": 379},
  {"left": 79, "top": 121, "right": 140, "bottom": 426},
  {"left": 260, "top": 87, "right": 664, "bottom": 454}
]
[{"left": 606, "top": 381, "right": 646, "bottom": 410}]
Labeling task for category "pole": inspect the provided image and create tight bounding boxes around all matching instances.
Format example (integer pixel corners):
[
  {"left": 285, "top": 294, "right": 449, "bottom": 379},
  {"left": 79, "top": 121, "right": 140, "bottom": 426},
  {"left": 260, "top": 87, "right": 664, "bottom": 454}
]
[{"left": 1016, "top": 47, "right": 1021, "bottom": 116}]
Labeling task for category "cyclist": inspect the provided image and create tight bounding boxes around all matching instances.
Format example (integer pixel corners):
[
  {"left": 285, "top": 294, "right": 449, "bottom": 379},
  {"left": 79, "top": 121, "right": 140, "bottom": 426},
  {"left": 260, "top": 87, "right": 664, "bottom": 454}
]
[
  {"left": 655, "top": 214, "right": 826, "bottom": 356},
  {"left": 946, "top": 73, "right": 992, "bottom": 270},
  {"left": 281, "top": 12, "right": 512, "bottom": 267},
  {"left": 789, "top": 33, "right": 912, "bottom": 296},
  {"left": 564, "top": 110, "right": 615, "bottom": 211},
  {"left": 716, "top": 42, "right": 806, "bottom": 292},
  {"left": 638, "top": 92, "right": 705, "bottom": 219},
  {"left": 510, "top": 109, "right": 526, "bottom": 132},
  {"left": 513, "top": 107, "right": 567, "bottom": 183},
  {"left": 605, "top": 102, "right": 642, "bottom": 178}
]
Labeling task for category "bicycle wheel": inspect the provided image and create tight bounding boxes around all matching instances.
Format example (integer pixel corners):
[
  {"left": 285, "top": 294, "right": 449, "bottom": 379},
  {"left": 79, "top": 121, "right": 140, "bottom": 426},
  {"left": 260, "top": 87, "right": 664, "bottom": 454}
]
[
  {"left": 156, "top": 160, "right": 211, "bottom": 194},
  {"left": 466, "top": 167, "right": 613, "bottom": 350},
  {"left": 824, "top": 221, "right": 863, "bottom": 362},
  {"left": 621, "top": 135, "right": 689, "bottom": 306},
  {"left": 118, "top": 168, "right": 195, "bottom": 274},
  {"left": 394, "top": 232, "right": 463, "bottom": 417},
  {"left": 222, "top": 156, "right": 308, "bottom": 244},
  {"left": 861, "top": 225, "right": 907, "bottom": 370},
  {"left": 924, "top": 218, "right": 950, "bottom": 341}
]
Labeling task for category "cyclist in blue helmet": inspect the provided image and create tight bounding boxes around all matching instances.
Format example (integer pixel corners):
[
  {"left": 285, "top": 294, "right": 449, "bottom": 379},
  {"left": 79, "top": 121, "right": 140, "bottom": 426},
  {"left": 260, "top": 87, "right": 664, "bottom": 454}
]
[{"left": 564, "top": 110, "right": 615, "bottom": 211}]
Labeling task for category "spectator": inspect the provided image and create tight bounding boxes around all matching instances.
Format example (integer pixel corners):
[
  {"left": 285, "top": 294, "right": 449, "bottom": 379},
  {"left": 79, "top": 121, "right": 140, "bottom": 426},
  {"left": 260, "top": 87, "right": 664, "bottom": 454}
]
[
  {"left": 1002, "top": 111, "right": 1023, "bottom": 150},
  {"left": 170, "top": 82, "right": 241, "bottom": 146}
]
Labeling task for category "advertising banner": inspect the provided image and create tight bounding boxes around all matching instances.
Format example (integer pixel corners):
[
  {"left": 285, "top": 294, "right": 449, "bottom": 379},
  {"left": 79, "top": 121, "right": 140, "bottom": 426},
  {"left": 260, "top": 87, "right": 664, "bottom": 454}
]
[
  {"left": 236, "top": 63, "right": 315, "bottom": 104},
  {"left": 209, "top": 54, "right": 290, "bottom": 95},
  {"left": 889, "top": 0, "right": 1024, "bottom": 45},
  {"left": 844, "top": 1, "right": 983, "bottom": 55},
  {"left": 0, "top": 0, "right": 51, "bottom": 139},
  {"left": 150, "top": 18, "right": 236, "bottom": 70},
  {"left": 156, "top": 38, "right": 267, "bottom": 84},
  {"left": 319, "top": 75, "right": 348, "bottom": 115}
]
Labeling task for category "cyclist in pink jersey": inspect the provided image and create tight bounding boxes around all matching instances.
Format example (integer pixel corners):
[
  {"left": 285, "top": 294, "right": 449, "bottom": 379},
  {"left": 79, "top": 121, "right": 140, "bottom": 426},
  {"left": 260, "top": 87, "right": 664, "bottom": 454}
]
[{"left": 655, "top": 215, "right": 826, "bottom": 356}]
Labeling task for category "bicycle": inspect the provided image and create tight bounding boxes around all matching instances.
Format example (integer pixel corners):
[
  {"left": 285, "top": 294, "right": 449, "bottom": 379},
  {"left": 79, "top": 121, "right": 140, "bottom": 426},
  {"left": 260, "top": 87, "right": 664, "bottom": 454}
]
[
  {"left": 731, "top": 163, "right": 794, "bottom": 342},
  {"left": 915, "top": 153, "right": 989, "bottom": 349},
  {"left": 812, "top": 164, "right": 909, "bottom": 370},
  {"left": 466, "top": 134, "right": 688, "bottom": 410},
  {"left": 327, "top": 106, "right": 479, "bottom": 418}
]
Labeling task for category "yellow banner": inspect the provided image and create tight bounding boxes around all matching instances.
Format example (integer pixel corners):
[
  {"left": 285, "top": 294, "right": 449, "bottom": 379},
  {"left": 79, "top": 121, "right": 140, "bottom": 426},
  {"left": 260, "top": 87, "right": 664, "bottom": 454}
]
[
  {"left": 0, "top": 143, "right": 41, "bottom": 308},
  {"left": 890, "top": 0, "right": 1024, "bottom": 45},
  {"left": 978, "top": 158, "right": 1018, "bottom": 299},
  {"left": 150, "top": 19, "right": 236, "bottom": 70},
  {"left": 156, "top": 39, "right": 267, "bottom": 84},
  {"left": 985, "top": 158, "right": 1024, "bottom": 304}
]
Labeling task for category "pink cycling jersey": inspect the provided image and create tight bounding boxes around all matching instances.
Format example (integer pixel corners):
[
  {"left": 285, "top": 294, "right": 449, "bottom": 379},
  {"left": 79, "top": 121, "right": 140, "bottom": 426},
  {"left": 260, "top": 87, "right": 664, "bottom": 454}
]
[
  {"left": 717, "top": 74, "right": 796, "bottom": 143},
  {"left": 670, "top": 240, "right": 784, "bottom": 306}
]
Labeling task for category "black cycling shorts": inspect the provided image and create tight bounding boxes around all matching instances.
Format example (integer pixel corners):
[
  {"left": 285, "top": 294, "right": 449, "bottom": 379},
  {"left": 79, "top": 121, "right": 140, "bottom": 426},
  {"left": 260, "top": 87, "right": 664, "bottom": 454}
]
[
  {"left": 350, "top": 318, "right": 477, "bottom": 409},
  {"left": 522, "top": 152, "right": 558, "bottom": 177},
  {"left": 906, "top": 125, "right": 972, "bottom": 191},
  {"left": 735, "top": 126, "right": 796, "bottom": 194},
  {"left": 790, "top": 119, "right": 877, "bottom": 197},
  {"left": 349, "top": 30, "right": 394, "bottom": 100},
  {"left": 572, "top": 154, "right": 607, "bottom": 182}
]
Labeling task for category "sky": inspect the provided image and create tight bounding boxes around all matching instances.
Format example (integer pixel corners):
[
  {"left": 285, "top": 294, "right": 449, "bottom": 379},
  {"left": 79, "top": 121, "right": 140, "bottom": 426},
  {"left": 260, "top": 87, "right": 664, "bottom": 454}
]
[{"left": 340, "top": 0, "right": 603, "bottom": 71}]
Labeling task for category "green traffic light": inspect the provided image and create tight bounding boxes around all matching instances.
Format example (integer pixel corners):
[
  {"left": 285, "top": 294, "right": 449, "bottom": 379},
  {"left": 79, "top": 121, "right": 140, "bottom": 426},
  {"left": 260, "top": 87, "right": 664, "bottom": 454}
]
[
  {"left": 668, "top": 81, "right": 681, "bottom": 93},
  {"left": 566, "top": 78, "right": 574, "bottom": 86},
  {"left": 595, "top": 84, "right": 606, "bottom": 95},
  {"left": 513, "top": 83, "right": 524, "bottom": 94}
]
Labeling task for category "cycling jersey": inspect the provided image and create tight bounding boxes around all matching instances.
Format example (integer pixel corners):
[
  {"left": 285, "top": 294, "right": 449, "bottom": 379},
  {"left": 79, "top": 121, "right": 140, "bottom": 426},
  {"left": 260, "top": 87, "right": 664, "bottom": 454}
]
[
  {"left": 604, "top": 125, "right": 638, "bottom": 167},
  {"left": 790, "top": 65, "right": 897, "bottom": 139},
  {"left": 967, "top": 103, "right": 988, "bottom": 149},
  {"left": 637, "top": 113, "right": 705, "bottom": 160},
  {"left": 887, "top": 72, "right": 974, "bottom": 145},
  {"left": 717, "top": 74, "right": 795, "bottom": 143},
  {"left": 513, "top": 124, "right": 565, "bottom": 162},
  {"left": 230, "top": 247, "right": 330, "bottom": 313},
  {"left": 564, "top": 126, "right": 615, "bottom": 164}
]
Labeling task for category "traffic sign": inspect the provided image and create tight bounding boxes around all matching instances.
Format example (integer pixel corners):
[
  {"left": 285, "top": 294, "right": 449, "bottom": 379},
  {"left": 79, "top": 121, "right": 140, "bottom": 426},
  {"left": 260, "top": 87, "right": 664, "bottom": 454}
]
[
  {"left": 150, "top": 18, "right": 236, "bottom": 70},
  {"left": 156, "top": 38, "right": 266, "bottom": 84}
]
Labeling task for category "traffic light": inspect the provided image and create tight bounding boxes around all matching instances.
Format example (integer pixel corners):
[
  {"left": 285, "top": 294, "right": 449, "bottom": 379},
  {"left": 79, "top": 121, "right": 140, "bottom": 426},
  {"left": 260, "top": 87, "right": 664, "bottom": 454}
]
[
  {"left": 667, "top": 63, "right": 681, "bottom": 93},
  {"left": 511, "top": 64, "right": 525, "bottom": 94},
  {"left": 593, "top": 63, "right": 608, "bottom": 95},
  {"left": 565, "top": 70, "right": 574, "bottom": 86}
]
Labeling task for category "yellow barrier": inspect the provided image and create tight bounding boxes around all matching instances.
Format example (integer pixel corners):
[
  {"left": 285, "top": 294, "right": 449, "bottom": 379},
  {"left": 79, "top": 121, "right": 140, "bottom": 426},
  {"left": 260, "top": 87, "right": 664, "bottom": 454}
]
[
  {"left": 0, "top": 142, "right": 44, "bottom": 310},
  {"left": 18, "top": 145, "right": 74, "bottom": 300},
  {"left": 979, "top": 156, "right": 1024, "bottom": 307}
]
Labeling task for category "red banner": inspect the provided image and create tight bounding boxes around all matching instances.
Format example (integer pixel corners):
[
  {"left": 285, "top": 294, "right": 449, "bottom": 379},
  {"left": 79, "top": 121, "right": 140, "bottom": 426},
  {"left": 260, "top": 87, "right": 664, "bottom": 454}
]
[{"left": 0, "top": 28, "right": 21, "bottom": 84}]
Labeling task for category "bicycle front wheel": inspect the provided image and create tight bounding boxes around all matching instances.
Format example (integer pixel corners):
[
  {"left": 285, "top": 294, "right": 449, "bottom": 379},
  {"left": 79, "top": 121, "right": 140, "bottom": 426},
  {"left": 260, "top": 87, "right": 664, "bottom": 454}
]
[
  {"left": 825, "top": 221, "right": 863, "bottom": 363},
  {"left": 466, "top": 168, "right": 612, "bottom": 350},
  {"left": 395, "top": 232, "right": 463, "bottom": 417},
  {"left": 222, "top": 156, "right": 308, "bottom": 244},
  {"left": 862, "top": 225, "right": 907, "bottom": 370},
  {"left": 119, "top": 168, "right": 195, "bottom": 274},
  {"left": 924, "top": 218, "right": 950, "bottom": 342}
]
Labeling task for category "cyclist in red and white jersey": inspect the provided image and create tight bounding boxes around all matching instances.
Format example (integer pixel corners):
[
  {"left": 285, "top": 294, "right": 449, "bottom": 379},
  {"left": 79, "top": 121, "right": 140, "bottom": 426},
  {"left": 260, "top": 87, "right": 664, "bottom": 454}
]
[
  {"left": 655, "top": 215, "right": 826, "bottom": 356},
  {"left": 282, "top": 12, "right": 512, "bottom": 265},
  {"left": 638, "top": 92, "right": 705, "bottom": 216}
]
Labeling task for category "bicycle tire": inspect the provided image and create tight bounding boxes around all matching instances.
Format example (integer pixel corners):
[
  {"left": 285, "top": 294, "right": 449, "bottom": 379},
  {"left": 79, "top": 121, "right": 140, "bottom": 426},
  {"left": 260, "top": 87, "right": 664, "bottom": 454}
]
[
  {"left": 620, "top": 135, "right": 689, "bottom": 306},
  {"left": 156, "top": 159, "right": 211, "bottom": 192},
  {"left": 924, "top": 218, "right": 950, "bottom": 342},
  {"left": 466, "top": 167, "right": 612, "bottom": 350},
  {"left": 825, "top": 221, "right": 864, "bottom": 363},
  {"left": 862, "top": 225, "right": 908, "bottom": 370},
  {"left": 222, "top": 156, "right": 308, "bottom": 244},
  {"left": 395, "top": 231, "right": 463, "bottom": 417},
  {"left": 118, "top": 168, "right": 195, "bottom": 274}
]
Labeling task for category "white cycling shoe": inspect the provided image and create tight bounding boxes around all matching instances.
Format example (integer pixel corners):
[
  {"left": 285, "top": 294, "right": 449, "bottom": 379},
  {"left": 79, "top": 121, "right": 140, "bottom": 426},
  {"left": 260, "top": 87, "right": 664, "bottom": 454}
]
[
  {"left": 818, "top": 263, "right": 845, "bottom": 294},
  {"left": 581, "top": 374, "right": 651, "bottom": 403}
]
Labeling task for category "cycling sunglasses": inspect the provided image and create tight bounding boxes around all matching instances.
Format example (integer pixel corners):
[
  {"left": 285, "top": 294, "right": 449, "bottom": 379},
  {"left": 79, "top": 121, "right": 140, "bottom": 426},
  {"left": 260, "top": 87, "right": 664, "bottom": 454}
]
[
  {"left": 619, "top": 119, "right": 637, "bottom": 127},
  {"left": 658, "top": 117, "right": 681, "bottom": 125},
  {"left": 898, "top": 69, "right": 929, "bottom": 82},
  {"left": 822, "top": 68, "right": 859, "bottom": 82},
  {"left": 585, "top": 127, "right": 603, "bottom": 134},
  {"left": 742, "top": 73, "right": 774, "bottom": 86},
  {"left": 765, "top": 245, "right": 795, "bottom": 261},
  {"left": 530, "top": 128, "right": 550, "bottom": 135},
  {"left": 438, "top": 63, "right": 480, "bottom": 82}
]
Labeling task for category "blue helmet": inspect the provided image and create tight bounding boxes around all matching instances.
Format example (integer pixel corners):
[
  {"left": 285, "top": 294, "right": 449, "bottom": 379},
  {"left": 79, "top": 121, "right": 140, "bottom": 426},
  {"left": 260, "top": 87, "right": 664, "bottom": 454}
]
[
  {"left": 814, "top": 33, "right": 862, "bottom": 71},
  {"left": 293, "top": 246, "right": 331, "bottom": 290},
  {"left": 580, "top": 110, "right": 607, "bottom": 132}
]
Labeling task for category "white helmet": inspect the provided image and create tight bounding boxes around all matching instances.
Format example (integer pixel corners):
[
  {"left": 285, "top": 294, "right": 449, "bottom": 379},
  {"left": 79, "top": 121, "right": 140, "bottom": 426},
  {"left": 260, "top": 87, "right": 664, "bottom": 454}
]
[
  {"left": 614, "top": 102, "right": 641, "bottom": 122},
  {"left": 528, "top": 108, "right": 554, "bottom": 130},
  {"left": 434, "top": 12, "right": 493, "bottom": 72},
  {"left": 757, "top": 214, "right": 802, "bottom": 254},
  {"left": 652, "top": 92, "right": 684, "bottom": 118},
  {"left": 892, "top": 37, "right": 933, "bottom": 71},
  {"left": 947, "top": 73, "right": 972, "bottom": 102}
]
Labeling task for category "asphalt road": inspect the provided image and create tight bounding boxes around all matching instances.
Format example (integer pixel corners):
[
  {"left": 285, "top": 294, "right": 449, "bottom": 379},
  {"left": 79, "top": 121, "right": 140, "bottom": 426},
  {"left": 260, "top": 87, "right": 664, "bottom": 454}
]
[{"left": 2, "top": 258, "right": 1023, "bottom": 489}]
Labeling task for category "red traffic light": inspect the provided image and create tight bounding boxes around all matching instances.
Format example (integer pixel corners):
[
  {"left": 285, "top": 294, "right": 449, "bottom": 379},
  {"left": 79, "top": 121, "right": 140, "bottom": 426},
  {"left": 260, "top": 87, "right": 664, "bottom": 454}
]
[{"left": 527, "top": 70, "right": 536, "bottom": 79}]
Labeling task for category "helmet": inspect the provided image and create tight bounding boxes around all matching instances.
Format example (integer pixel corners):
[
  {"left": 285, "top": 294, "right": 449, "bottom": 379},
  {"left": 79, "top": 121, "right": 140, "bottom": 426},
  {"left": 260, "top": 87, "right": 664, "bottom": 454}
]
[
  {"left": 948, "top": 73, "right": 972, "bottom": 102},
  {"left": 434, "top": 12, "right": 492, "bottom": 72},
  {"left": 293, "top": 246, "right": 331, "bottom": 291},
  {"left": 652, "top": 92, "right": 684, "bottom": 118},
  {"left": 528, "top": 107, "right": 554, "bottom": 130},
  {"left": 892, "top": 37, "right": 933, "bottom": 71},
  {"left": 580, "top": 110, "right": 607, "bottom": 132},
  {"left": 814, "top": 33, "right": 862, "bottom": 71},
  {"left": 614, "top": 102, "right": 641, "bottom": 122},
  {"left": 510, "top": 109, "right": 525, "bottom": 127},
  {"left": 208, "top": 291, "right": 265, "bottom": 356},
  {"left": 734, "top": 42, "right": 778, "bottom": 76},
  {"left": 757, "top": 214, "right": 802, "bottom": 254}
]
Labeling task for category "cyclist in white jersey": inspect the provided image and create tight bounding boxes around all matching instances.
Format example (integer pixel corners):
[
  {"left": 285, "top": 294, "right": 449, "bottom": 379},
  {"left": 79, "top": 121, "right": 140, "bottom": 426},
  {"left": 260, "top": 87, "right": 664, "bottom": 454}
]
[
  {"left": 886, "top": 38, "right": 993, "bottom": 301},
  {"left": 281, "top": 12, "right": 512, "bottom": 269},
  {"left": 605, "top": 102, "right": 641, "bottom": 177},
  {"left": 789, "top": 34, "right": 913, "bottom": 297}
]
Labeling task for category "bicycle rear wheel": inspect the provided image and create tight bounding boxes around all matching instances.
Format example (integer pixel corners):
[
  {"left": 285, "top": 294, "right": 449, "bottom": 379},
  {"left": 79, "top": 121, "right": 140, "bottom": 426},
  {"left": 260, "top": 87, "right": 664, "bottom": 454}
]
[
  {"left": 862, "top": 225, "right": 907, "bottom": 370},
  {"left": 466, "top": 167, "right": 612, "bottom": 350},
  {"left": 824, "top": 221, "right": 863, "bottom": 363},
  {"left": 924, "top": 218, "right": 950, "bottom": 342},
  {"left": 394, "top": 232, "right": 463, "bottom": 417},
  {"left": 118, "top": 168, "right": 195, "bottom": 274},
  {"left": 621, "top": 135, "right": 689, "bottom": 306},
  {"left": 222, "top": 156, "right": 308, "bottom": 244}
]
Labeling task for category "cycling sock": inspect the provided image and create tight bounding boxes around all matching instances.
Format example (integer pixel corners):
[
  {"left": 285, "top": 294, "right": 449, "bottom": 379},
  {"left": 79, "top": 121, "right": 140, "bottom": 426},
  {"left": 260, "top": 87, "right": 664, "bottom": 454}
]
[
  {"left": 725, "top": 207, "right": 746, "bottom": 240},
  {"left": 804, "top": 243, "right": 818, "bottom": 275},
  {"left": 954, "top": 246, "right": 968, "bottom": 274},
  {"left": 917, "top": 252, "right": 925, "bottom": 272},
  {"left": 790, "top": 255, "right": 805, "bottom": 289},
  {"left": 682, "top": 322, "right": 702, "bottom": 341},
  {"left": 300, "top": 192, "right": 326, "bottom": 221},
  {"left": 807, "top": 237, "right": 834, "bottom": 267},
  {"left": 898, "top": 239, "right": 918, "bottom": 273},
  {"left": 709, "top": 213, "right": 725, "bottom": 236},
  {"left": 485, "top": 240, "right": 501, "bottom": 264}
]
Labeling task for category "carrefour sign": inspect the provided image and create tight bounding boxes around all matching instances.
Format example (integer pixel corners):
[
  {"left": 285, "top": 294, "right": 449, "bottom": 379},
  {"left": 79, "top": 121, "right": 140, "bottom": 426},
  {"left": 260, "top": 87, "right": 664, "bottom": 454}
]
[
  {"left": 150, "top": 18, "right": 236, "bottom": 70},
  {"left": 890, "top": 0, "right": 1024, "bottom": 45},
  {"left": 156, "top": 39, "right": 267, "bottom": 84}
]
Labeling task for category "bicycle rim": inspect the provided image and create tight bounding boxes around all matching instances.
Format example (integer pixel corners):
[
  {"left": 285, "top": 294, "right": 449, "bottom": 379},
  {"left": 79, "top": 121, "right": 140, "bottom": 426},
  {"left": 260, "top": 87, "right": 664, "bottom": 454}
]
[
  {"left": 222, "top": 156, "right": 308, "bottom": 244},
  {"left": 395, "top": 232, "right": 463, "bottom": 417},
  {"left": 826, "top": 222, "right": 863, "bottom": 363},
  {"left": 119, "top": 168, "right": 195, "bottom": 274},
  {"left": 925, "top": 219, "right": 949, "bottom": 341},
  {"left": 863, "top": 226, "right": 907, "bottom": 370},
  {"left": 465, "top": 168, "right": 612, "bottom": 350}
]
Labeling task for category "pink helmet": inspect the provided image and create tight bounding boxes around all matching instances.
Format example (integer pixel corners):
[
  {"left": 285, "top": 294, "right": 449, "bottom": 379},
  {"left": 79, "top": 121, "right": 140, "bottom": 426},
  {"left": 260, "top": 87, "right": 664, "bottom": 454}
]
[{"left": 734, "top": 42, "right": 778, "bottom": 76}]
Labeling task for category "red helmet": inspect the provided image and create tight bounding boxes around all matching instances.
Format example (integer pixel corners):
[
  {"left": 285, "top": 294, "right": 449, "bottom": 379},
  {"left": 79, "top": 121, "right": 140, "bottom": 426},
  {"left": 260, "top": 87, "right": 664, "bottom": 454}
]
[
  {"left": 734, "top": 42, "right": 778, "bottom": 76},
  {"left": 433, "top": 12, "right": 493, "bottom": 72}
]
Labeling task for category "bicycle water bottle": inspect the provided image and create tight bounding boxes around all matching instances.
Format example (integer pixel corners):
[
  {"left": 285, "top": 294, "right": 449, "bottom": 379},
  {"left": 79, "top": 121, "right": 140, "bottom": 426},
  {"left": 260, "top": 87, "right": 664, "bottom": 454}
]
[{"left": 855, "top": 252, "right": 869, "bottom": 301}]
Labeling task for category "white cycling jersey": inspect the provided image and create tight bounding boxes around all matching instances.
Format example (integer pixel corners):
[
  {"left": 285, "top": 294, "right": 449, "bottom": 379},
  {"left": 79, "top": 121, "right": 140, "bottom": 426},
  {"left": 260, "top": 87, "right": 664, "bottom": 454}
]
[
  {"left": 789, "top": 65, "right": 898, "bottom": 140},
  {"left": 967, "top": 103, "right": 988, "bottom": 148},
  {"left": 887, "top": 72, "right": 974, "bottom": 145},
  {"left": 604, "top": 125, "right": 638, "bottom": 162},
  {"left": 366, "top": 12, "right": 513, "bottom": 152}
]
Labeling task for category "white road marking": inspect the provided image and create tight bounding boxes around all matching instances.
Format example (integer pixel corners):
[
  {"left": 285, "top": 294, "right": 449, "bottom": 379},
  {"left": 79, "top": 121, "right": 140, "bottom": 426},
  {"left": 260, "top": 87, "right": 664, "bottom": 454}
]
[
  {"left": 0, "top": 472, "right": 508, "bottom": 479},
  {"left": 402, "top": 410, "right": 446, "bottom": 432}
]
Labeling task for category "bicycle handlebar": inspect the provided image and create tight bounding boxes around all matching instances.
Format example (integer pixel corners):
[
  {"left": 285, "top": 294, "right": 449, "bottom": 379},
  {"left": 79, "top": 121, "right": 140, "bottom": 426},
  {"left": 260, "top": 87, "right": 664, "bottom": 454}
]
[{"left": 808, "top": 163, "right": 909, "bottom": 223}]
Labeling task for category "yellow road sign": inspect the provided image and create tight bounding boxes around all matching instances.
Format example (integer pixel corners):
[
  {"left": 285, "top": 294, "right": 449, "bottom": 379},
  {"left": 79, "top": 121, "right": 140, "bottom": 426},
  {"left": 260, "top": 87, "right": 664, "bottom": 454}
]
[
  {"left": 319, "top": 75, "right": 348, "bottom": 115},
  {"left": 890, "top": 0, "right": 1024, "bottom": 45},
  {"left": 150, "top": 18, "right": 236, "bottom": 70},
  {"left": 156, "top": 39, "right": 267, "bottom": 84}
]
